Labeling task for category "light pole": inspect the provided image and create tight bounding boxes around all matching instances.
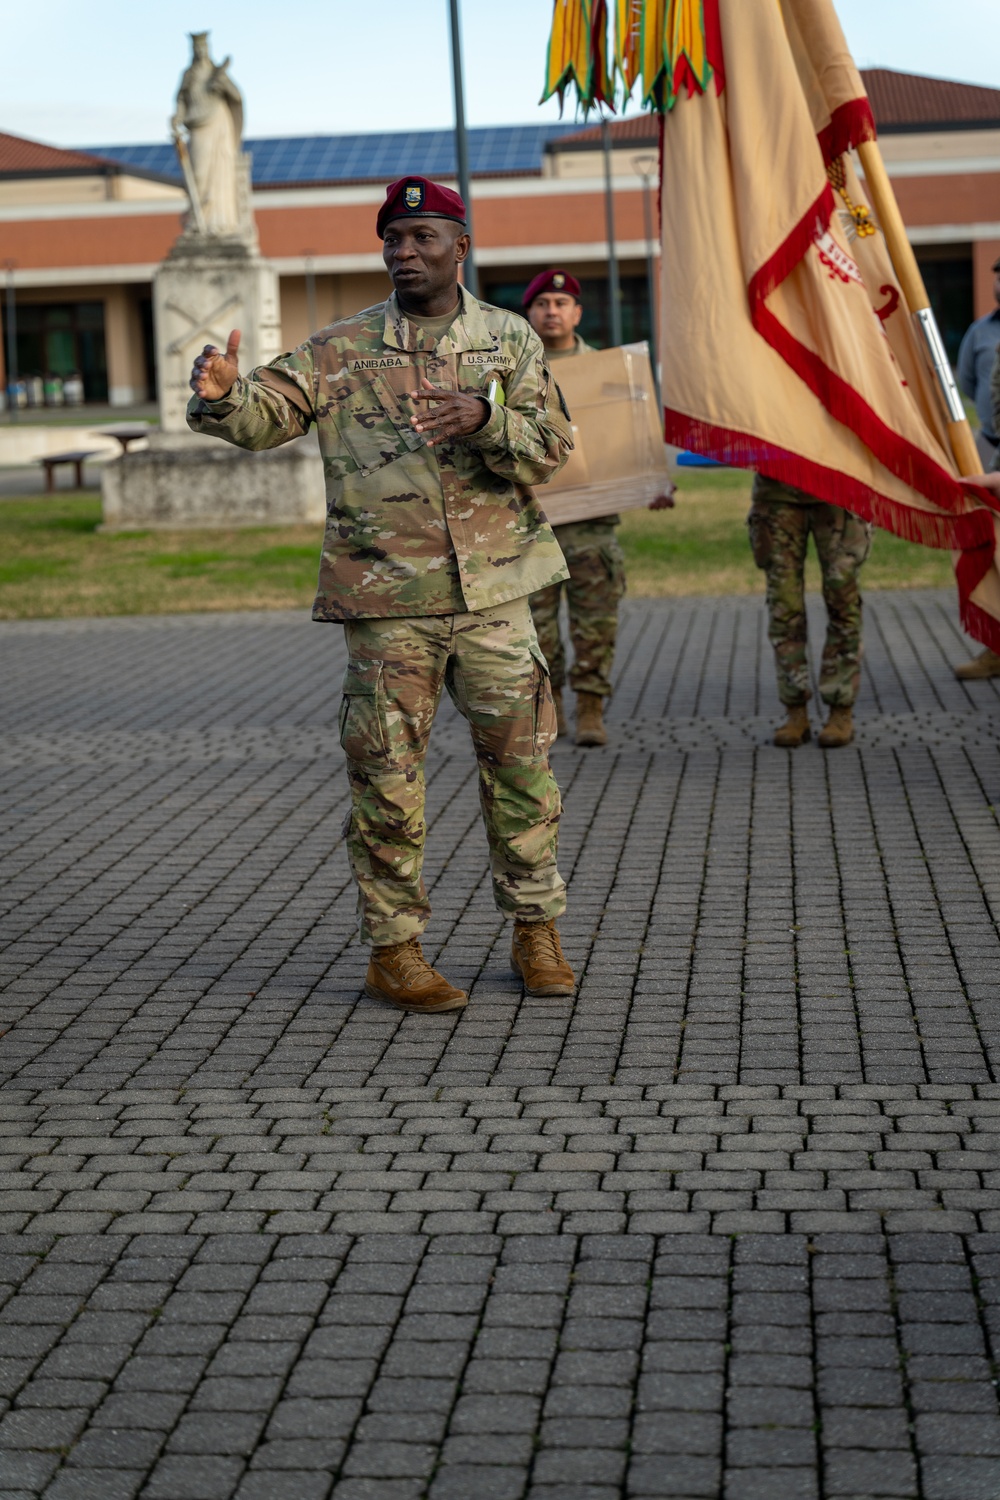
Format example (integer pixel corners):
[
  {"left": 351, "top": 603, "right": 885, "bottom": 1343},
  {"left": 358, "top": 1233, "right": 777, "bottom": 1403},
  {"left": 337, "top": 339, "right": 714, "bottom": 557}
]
[
  {"left": 632, "top": 153, "right": 660, "bottom": 405},
  {"left": 4, "top": 260, "right": 18, "bottom": 423},
  {"left": 601, "top": 119, "right": 623, "bottom": 347},
  {"left": 448, "top": 0, "right": 478, "bottom": 297}
]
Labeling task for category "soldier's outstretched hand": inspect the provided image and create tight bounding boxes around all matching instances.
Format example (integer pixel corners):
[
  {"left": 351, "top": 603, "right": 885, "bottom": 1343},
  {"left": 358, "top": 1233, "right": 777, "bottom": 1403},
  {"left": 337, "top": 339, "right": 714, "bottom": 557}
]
[
  {"left": 190, "top": 330, "right": 241, "bottom": 402},
  {"left": 648, "top": 480, "right": 677, "bottom": 511}
]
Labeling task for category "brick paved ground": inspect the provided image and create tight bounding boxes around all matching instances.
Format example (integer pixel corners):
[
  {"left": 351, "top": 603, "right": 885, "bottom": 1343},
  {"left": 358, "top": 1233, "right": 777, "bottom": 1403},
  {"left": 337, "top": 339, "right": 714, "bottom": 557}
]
[{"left": 2, "top": 589, "right": 1000, "bottom": 1500}]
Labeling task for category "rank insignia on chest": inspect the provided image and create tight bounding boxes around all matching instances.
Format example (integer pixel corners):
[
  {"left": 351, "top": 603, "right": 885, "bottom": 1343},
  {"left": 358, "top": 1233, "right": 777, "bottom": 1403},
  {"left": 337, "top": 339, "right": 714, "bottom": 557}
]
[{"left": 404, "top": 183, "right": 424, "bottom": 210}]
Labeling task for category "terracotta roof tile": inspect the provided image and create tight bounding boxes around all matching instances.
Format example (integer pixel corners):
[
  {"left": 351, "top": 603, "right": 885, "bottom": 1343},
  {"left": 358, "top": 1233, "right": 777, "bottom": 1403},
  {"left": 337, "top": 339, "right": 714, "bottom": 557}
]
[
  {"left": 553, "top": 67, "right": 1000, "bottom": 151},
  {"left": 863, "top": 68, "right": 1000, "bottom": 131},
  {"left": 553, "top": 115, "right": 659, "bottom": 150},
  {"left": 0, "top": 131, "right": 118, "bottom": 176}
]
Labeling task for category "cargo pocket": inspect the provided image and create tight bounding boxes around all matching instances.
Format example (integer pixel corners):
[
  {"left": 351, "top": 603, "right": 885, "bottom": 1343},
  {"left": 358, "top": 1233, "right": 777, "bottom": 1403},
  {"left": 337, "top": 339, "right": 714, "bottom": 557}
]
[
  {"left": 335, "top": 376, "right": 424, "bottom": 478},
  {"left": 338, "top": 661, "right": 390, "bottom": 774},
  {"left": 600, "top": 542, "right": 627, "bottom": 603},
  {"left": 841, "top": 513, "right": 874, "bottom": 570},
  {"left": 747, "top": 505, "right": 773, "bottom": 569},
  {"left": 529, "top": 643, "right": 557, "bottom": 754}
]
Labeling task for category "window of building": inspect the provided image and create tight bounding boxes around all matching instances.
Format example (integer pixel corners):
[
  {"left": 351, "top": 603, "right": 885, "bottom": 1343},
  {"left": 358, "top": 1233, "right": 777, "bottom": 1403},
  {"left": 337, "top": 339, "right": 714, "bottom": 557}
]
[
  {"left": 1, "top": 301, "right": 108, "bottom": 403},
  {"left": 914, "top": 249, "right": 974, "bottom": 366},
  {"left": 139, "top": 297, "right": 157, "bottom": 401}
]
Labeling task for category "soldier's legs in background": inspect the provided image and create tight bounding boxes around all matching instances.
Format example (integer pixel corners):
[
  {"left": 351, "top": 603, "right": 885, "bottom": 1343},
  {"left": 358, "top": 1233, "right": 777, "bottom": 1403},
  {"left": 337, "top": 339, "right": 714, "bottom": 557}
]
[
  {"left": 529, "top": 580, "right": 566, "bottom": 688},
  {"left": 811, "top": 504, "right": 871, "bottom": 707},
  {"left": 340, "top": 617, "right": 448, "bottom": 947},
  {"left": 562, "top": 524, "right": 626, "bottom": 697},
  {"left": 747, "top": 497, "right": 811, "bottom": 705},
  {"left": 975, "top": 430, "right": 998, "bottom": 470},
  {"left": 445, "top": 599, "right": 566, "bottom": 926}
]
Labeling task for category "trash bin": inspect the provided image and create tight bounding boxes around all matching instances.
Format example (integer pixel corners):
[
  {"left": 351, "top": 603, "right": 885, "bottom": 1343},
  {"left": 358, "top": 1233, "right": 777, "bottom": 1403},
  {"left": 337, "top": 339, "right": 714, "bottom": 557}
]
[{"left": 63, "top": 372, "right": 85, "bottom": 407}]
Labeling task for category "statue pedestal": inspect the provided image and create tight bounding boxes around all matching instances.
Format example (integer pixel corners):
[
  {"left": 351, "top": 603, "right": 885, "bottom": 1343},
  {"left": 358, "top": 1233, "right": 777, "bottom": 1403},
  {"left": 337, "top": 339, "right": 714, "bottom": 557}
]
[
  {"left": 100, "top": 234, "right": 319, "bottom": 531},
  {"left": 153, "top": 236, "right": 282, "bottom": 434},
  {"left": 100, "top": 431, "right": 325, "bottom": 532}
]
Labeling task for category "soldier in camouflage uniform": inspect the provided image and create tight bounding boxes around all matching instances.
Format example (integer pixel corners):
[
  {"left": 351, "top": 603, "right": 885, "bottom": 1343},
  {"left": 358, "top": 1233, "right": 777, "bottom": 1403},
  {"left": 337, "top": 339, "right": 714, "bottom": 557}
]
[
  {"left": 187, "top": 175, "right": 577, "bottom": 1012},
  {"left": 748, "top": 473, "right": 872, "bottom": 748},
  {"left": 523, "top": 271, "right": 627, "bottom": 748},
  {"left": 955, "top": 340, "right": 1000, "bottom": 679}
]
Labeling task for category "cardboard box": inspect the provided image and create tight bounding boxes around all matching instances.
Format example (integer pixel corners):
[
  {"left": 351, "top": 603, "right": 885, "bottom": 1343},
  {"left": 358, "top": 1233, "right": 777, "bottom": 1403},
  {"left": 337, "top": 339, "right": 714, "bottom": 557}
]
[{"left": 538, "top": 341, "right": 670, "bottom": 524}]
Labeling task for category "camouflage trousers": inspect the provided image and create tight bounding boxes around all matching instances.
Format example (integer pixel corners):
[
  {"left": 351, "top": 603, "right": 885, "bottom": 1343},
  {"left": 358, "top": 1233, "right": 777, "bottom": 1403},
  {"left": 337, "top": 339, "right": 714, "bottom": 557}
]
[
  {"left": 748, "top": 495, "right": 872, "bottom": 708},
  {"left": 339, "top": 599, "right": 566, "bottom": 947},
  {"left": 530, "top": 520, "right": 626, "bottom": 697}
]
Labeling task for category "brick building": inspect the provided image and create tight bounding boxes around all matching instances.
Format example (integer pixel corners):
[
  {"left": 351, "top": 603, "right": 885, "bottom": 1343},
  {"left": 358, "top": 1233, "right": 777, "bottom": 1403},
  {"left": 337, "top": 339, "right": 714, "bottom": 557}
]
[{"left": 1, "top": 66, "right": 998, "bottom": 408}]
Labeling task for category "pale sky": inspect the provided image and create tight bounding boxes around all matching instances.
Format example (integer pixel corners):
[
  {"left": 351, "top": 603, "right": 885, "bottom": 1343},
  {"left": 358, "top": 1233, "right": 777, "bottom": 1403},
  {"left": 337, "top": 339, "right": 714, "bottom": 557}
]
[{"left": 1, "top": 0, "right": 997, "bottom": 149}]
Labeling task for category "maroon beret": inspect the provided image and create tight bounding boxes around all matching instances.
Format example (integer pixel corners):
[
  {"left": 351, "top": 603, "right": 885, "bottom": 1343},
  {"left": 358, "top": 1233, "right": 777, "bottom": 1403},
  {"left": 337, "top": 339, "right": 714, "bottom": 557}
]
[
  {"left": 522, "top": 269, "right": 582, "bottom": 308},
  {"left": 377, "top": 176, "right": 467, "bottom": 239}
]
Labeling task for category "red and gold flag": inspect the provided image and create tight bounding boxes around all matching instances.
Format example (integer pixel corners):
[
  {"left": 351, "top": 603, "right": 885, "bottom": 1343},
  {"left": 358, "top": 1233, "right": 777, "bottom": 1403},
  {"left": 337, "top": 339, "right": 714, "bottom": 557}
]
[{"left": 544, "top": 0, "right": 1000, "bottom": 651}]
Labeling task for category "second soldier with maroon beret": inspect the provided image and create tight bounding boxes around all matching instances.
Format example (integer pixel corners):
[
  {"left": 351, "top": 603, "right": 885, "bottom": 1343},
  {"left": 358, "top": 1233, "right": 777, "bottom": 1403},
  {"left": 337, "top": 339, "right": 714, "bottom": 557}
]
[{"left": 523, "top": 270, "right": 627, "bottom": 747}]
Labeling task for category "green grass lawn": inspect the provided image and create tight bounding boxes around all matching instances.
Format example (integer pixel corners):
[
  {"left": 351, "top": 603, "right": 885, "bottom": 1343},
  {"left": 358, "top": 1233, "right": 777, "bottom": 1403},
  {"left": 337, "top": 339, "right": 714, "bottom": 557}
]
[
  {"left": 0, "top": 493, "right": 324, "bottom": 619},
  {"left": 621, "top": 469, "right": 955, "bottom": 597},
  {"left": 0, "top": 470, "right": 957, "bottom": 620}
]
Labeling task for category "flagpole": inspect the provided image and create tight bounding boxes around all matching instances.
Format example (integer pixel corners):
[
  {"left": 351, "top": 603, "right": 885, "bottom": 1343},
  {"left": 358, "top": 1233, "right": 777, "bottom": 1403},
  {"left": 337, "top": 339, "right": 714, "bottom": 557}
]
[
  {"left": 448, "top": 0, "right": 478, "bottom": 298},
  {"left": 856, "top": 140, "right": 980, "bottom": 477}
]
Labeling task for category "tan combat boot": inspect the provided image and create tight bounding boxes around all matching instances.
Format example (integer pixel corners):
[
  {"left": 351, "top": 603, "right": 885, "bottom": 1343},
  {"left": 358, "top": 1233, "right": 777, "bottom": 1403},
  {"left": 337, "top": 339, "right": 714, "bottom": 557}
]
[
  {"left": 954, "top": 647, "right": 1000, "bottom": 680},
  {"left": 511, "top": 919, "right": 576, "bottom": 997},
  {"left": 575, "top": 691, "right": 607, "bottom": 747},
  {"left": 818, "top": 705, "right": 854, "bottom": 748},
  {"left": 552, "top": 687, "right": 569, "bottom": 738},
  {"left": 773, "top": 705, "right": 811, "bottom": 747},
  {"left": 365, "top": 939, "right": 468, "bottom": 1013}
]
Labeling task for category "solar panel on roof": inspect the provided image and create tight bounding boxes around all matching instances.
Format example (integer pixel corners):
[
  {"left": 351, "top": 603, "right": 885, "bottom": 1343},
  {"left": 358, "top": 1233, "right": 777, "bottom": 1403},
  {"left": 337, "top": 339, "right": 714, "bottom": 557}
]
[{"left": 89, "top": 122, "right": 582, "bottom": 186}]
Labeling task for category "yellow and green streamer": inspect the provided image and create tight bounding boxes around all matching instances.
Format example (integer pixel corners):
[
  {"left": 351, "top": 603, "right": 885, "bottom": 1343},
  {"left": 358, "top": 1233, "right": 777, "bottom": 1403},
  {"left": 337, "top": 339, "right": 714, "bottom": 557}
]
[{"left": 543, "top": 0, "right": 725, "bottom": 112}]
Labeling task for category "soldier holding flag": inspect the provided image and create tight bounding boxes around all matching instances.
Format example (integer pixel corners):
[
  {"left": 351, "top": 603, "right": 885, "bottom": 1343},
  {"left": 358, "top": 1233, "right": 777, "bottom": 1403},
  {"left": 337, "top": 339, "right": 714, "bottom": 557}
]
[
  {"left": 748, "top": 475, "right": 871, "bottom": 748},
  {"left": 542, "top": 0, "right": 1000, "bottom": 678}
]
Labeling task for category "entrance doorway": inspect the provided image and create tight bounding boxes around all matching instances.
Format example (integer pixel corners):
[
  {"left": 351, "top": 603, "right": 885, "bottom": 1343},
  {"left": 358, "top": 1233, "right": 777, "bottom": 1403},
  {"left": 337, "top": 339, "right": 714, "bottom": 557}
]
[{"left": 2, "top": 301, "right": 109, "bottom": 404}]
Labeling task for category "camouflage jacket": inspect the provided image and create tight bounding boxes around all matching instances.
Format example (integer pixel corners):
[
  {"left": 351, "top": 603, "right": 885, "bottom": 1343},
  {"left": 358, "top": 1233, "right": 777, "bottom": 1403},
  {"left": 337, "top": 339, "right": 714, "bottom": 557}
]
[
  {"left": 752, "top": 473, "right": 820, "bottom": 506},
  {"left": 546, "top": 334, "right": 593, "bottom": 362},
  {"left": 187, "top": 288, "right": 573, "bottom": 620}
]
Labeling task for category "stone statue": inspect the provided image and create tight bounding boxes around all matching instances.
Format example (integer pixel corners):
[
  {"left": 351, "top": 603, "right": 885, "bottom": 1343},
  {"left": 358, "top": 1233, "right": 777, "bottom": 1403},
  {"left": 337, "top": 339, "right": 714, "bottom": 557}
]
[
  {"left": 151, "top": 31, "right": 276, "bottom": 437},
  {"left": 170, "top": 32, "right": 251, "bottom": 240}
]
